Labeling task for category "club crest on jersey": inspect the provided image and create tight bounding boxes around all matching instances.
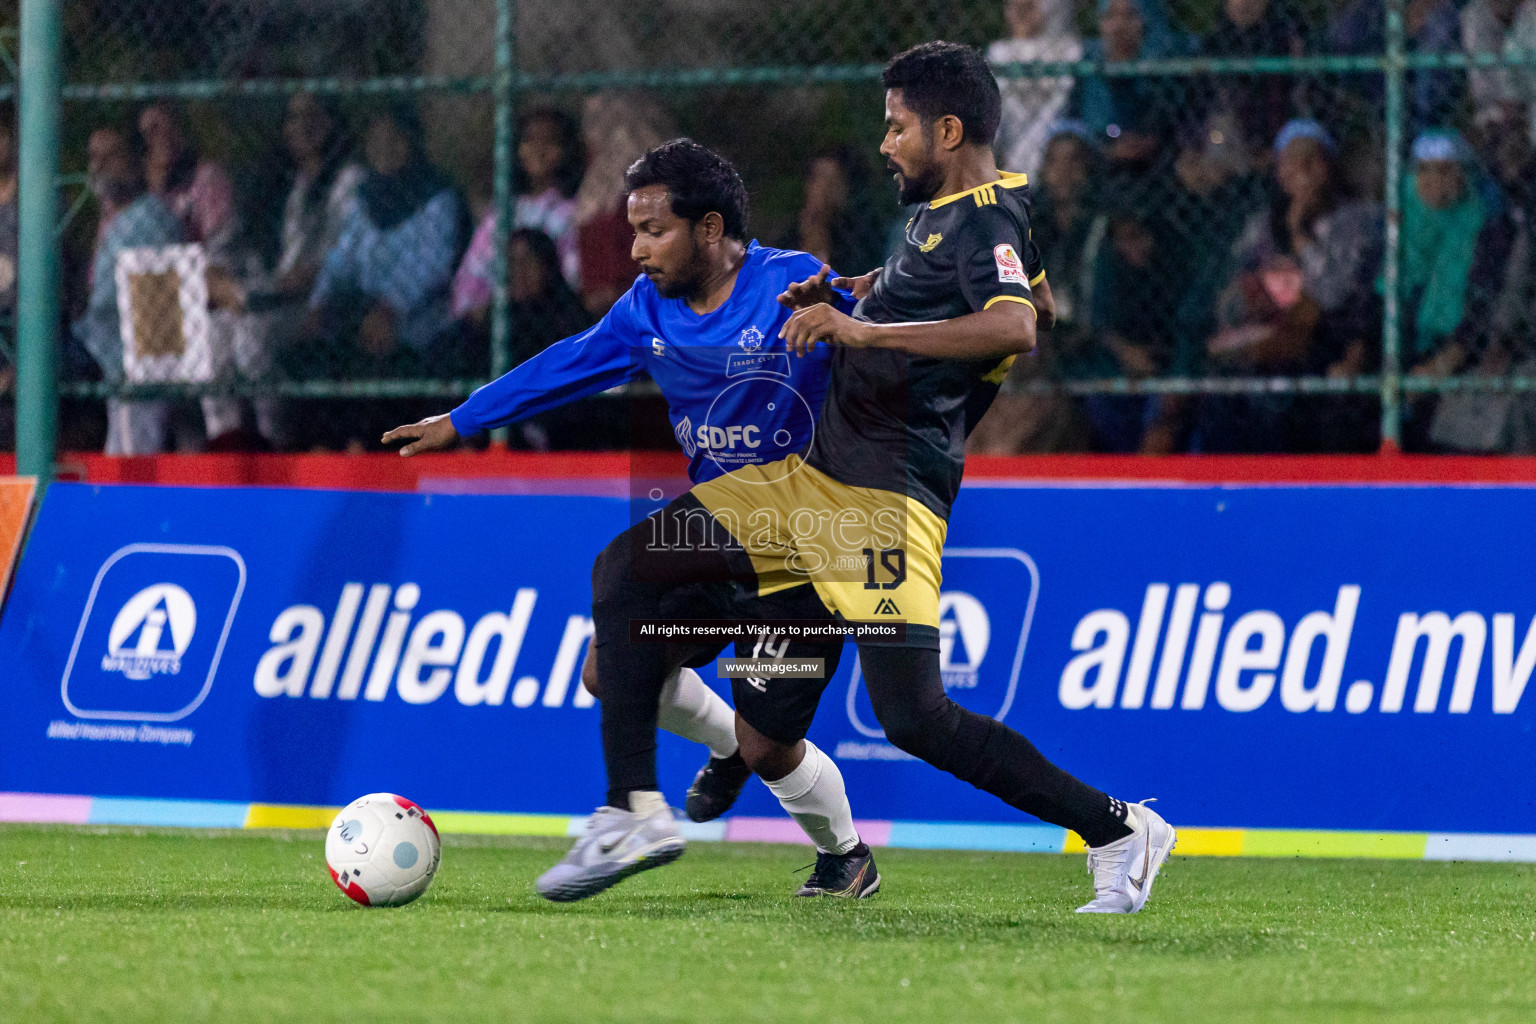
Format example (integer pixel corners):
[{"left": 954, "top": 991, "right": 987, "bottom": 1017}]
[
  {"left": 994, "top": 244, "right": 1027, "bottom": 285},
  {"left": 919, "top": 233, "right": 943, "bottom": 253},
  {"left": 727, "top": 326, "right": 789, "bottom": 378}
]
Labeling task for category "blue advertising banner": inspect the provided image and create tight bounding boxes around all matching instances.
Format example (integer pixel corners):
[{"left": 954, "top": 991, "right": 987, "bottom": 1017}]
[{"left": 2, "top": 482, "right": 1534, "bottom": 836}]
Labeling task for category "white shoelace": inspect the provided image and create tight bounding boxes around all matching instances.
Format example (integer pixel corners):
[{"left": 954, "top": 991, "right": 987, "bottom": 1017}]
[
  {"left": 1085, "top": 839, "right": 1135, "bottom": 897},
  {"left": 1085, "top": 799, "right": 1156, "bottom": 897}
]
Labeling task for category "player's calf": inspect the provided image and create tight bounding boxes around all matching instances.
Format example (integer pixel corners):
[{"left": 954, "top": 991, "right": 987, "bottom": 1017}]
[{"left": 581, "top": 631, "right": 748, "bottom": 823}]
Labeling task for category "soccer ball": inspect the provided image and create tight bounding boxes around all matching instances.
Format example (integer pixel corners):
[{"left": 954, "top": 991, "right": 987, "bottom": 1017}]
[{"left": 325, "top": 793, "right": 441, "bottom": 907}]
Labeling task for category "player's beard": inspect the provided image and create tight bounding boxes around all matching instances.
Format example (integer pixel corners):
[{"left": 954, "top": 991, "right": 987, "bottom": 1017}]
[
  {"left": 653, "top": 240, "right": 712, "bottom": 301},
  {"left": 891, "top": 145, "right": 942, "bottom": 205}
]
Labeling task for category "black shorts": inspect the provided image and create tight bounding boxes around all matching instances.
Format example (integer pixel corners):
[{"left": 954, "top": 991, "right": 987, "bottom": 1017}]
[
  {"left": 725, "top": 582, "right": 846, "bottom": 747},
  {"left": 639, "top": 568, "right": 846, "bottom": 747}
]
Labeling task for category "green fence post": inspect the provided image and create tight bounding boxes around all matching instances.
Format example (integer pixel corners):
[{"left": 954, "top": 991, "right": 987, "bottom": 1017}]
[
  {"left": 1380, "top": 0, "right": 1406, "bottom": 452},
  {"left": 488, "top": 0, "right": 516, "bottom": 446},
  {"left": 16, "top": 0, "right": 62, "bottom": 483}
]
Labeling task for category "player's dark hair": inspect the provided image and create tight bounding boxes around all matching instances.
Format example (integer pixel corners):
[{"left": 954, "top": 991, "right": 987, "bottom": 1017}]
[
  {"left": 882, "top": 41, "right": 1002, "bottom": 149},
  {"left": 624, "top": 138, "right": 749, "bottom": 240}
]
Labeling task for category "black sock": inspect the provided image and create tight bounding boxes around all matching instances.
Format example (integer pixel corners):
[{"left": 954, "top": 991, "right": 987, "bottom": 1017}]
[
  {"left": 859, "top": 645, "right": 1135, "bottom": 848},
  {"left": 591, "top": 529, "right": 673, "bottom": 808}
]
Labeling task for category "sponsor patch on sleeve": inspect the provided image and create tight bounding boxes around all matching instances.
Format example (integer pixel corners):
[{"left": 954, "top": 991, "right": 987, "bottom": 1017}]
[{"left": 994, "top": 244, "right": 1027, "bottom": 286}]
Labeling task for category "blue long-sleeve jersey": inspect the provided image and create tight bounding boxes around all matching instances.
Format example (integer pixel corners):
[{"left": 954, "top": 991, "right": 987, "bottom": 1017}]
[{"left": 450, "top": 241, "right": 852, "bottom": 482}]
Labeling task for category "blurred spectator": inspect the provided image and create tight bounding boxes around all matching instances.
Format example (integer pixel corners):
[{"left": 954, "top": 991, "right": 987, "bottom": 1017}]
[
  {"left": 507, "top": 228, "right": 591, "bottom": 362},
  {"left": 0, "top": 108, "right": 15, "bottom": 444},
  {"left": 0, "top": 107, "right": 17, "bottom": 319},
  {"left": 199, "top": 92, "right": 363, "bottom": 452},
  {"left": 1460, "top": 0, "right": 1536, "bottom": 134},
  {"left": 1145, "top": 110, "right": 1270, "bottom": 451},
  {"left": 74, "top": 125, "right": 186, "bottom": 455},
  {"left": 1400, "top": 133, "right": 1495, "bottom": 373},
  {"left": 970, "top": 123, "right": 1103, "bottom": 454},
  {"left": 574, "top": 93, "right": 676, "bottom": 316},
  {"left": 453, "top": 108, "right": 584, "bottom": 327},
  {"left": 1084, "top": 210, "right": 1174, "bottom": 451},
  {"left": 1072, "top": 0, "right": 1177, "bottom": 197},
  {"left": 305, "top": 105, "right": 466, "bottom": 365},
  {"left": 1415, "top": 127, "right": 1528, "bottom": 450},
  {"left": 1198, "top": 120, "right": 1383, "bottom": 451},
  {"left": 1200, "top": 0, "right": 1307, "bottom": 153},
  {"left": 1469, "top": 117, "right": 1536, "bottom": 450},
  {"left": 1029, "top": 123, "right": 1108, "bottom": 332},
  {"left": 502, "top": 227, "right": 598, "bottom": 448},
  {"left": 1170, "top": 111, "right": 1267, "bottom": 345},
  {"left": 779, "top": 145, "right": 888, "bottom": 278},
  {"left": 272, "top": 92, "right": 366, "bottom": 305},
  {"left": 988, "top": 0, "right": 1083, "bottom": 180},
  {"left": 139, "top": 103, "right": 238, "bottom": 265},
  {"left": 1330, "top": 0, "right": 1459, "bottom": 131}
]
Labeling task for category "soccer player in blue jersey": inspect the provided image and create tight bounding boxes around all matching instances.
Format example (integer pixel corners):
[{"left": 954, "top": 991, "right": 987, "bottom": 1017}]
[{"left": 385, "top": 140, "right": 881, "bottom": 896}]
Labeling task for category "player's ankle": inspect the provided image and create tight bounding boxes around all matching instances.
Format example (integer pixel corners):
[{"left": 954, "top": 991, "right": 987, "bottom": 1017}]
[{"left": 626, "top": 790, "right": 669, "bottom": 816}]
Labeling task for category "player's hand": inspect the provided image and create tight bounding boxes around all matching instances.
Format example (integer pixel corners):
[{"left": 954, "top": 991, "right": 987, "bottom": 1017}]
[
  {"left": 779, "top": 302, "right": 872, "bottom": 355},
  {"left": 777, "top": 265, "right": 838, "bottom": 311},
  {"left": 832, "top": 267, "right": 881, "bottom": 301},
  {"left": 382, "top": 413, "right": 461, "bottom": 457}
]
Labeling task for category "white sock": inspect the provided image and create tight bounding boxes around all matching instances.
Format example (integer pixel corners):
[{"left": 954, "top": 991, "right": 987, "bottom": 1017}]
[
  {"left": 764, "top": 741, "right": 859, "bottom": 855},
  {"left": 626, "top": 790, "right": 668, "bottom": 816},
  {"left": 656, "top": 667, "right": 739, "bottom": 760}
]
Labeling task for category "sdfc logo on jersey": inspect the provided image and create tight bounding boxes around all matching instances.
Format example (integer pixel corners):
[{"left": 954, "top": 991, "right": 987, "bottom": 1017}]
[
  {"left": 994, "top": 244, "right": 1027, "bottom": 285},
  {"left": 61, "top": 544, "right": 246, "bottom": 722},
  {"left": 738, "top": 326, "right": 765, "bottom": 352},
  {"left": 845, "top": 549, "right": 1038, "bottom": 741}
]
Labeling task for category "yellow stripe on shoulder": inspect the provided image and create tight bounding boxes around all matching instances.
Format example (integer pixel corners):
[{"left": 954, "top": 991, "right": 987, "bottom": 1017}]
[
  {"left": 931, "top": 171, "right": 1028, "bottom": 209},
  {"left": 1029, "top": 270, "right": 1046, "bottom": 286}
]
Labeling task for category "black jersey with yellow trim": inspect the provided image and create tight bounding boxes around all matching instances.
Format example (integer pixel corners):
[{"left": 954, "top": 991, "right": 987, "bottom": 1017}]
[{"left": 804, "top": 171, "right": 1042, "bottom": 521}]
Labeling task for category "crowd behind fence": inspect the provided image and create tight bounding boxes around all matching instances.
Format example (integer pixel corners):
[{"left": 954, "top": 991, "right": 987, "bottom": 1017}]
[{"left": 9, "top": 0, "right": 1536, "bottom": 457}]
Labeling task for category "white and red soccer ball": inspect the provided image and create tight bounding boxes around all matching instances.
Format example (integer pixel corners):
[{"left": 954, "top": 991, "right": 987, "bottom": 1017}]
[{"left": 325, "top": 793, "right": 441, "bottom": 907}]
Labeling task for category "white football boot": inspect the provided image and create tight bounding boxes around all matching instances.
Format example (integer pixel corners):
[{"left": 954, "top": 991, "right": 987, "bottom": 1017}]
[
  {"left": 536, "top": 791, "right": 686, "bottom": 902},
  {"left": 1075, "top": 800, "right": 1176, "bottom": 914}
]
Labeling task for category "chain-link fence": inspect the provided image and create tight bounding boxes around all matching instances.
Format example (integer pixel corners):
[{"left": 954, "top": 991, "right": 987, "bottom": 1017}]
[{"left": 10, "top": 0, "right": 1536, "bottom": 455}]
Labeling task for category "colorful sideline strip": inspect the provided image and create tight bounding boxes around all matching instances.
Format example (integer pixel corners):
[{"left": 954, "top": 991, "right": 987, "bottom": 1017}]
[{"left": 3, "top": 792, "right": 1534, "bottom": 862}]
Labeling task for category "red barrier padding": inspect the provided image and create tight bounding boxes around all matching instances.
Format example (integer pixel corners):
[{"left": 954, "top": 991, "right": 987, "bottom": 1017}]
[{"left": 2, "top": 451, "right": 1536, "bottom": 491}]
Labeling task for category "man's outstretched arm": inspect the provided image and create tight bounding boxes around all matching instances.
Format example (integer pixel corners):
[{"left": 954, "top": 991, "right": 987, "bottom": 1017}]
[{"left": 384, "top": 301, "right": 643, "bottom": 456}]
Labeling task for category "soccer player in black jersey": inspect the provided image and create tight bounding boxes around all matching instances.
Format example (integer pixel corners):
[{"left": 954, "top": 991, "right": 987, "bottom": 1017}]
[{"left": 539, "top": 41, "right": 1175, "bottom": 913}]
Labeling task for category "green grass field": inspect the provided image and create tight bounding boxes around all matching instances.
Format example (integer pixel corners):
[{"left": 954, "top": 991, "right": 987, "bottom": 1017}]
[{"left": 1, "top": 825, "right": 1533, "bottom": 1023}]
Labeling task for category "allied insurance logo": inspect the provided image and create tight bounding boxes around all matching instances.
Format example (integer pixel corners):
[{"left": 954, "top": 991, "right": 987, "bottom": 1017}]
[
  {"left": 843, "top": 548, "right": 1039, "bottom": 746},
  {"left": 61, "top": 544, "right": 246, "bottom": 721},
  {"left": 100, "top": 583, "right": 197, "bottom": 679}
]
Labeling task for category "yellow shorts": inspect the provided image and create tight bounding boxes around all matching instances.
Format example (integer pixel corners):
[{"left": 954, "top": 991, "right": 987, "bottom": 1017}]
[{"left": 690, "top": 454, "right": 947, "bottom": 645}]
